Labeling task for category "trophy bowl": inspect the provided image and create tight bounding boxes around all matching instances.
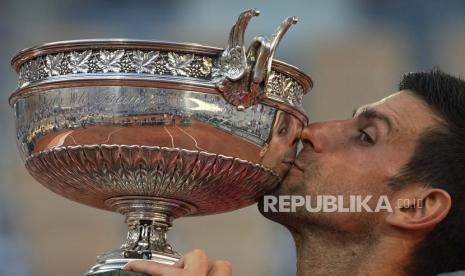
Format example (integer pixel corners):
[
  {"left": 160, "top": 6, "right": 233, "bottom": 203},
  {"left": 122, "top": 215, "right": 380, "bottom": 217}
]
[{"left": 9, "top": 9, "right": 312, "bottom": 275}]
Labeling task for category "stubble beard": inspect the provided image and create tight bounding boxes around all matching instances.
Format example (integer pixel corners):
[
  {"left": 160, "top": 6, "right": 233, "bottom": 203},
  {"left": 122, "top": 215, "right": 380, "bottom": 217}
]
[{"left": 258, "top": 157, "right": 321, "bottom": 227}]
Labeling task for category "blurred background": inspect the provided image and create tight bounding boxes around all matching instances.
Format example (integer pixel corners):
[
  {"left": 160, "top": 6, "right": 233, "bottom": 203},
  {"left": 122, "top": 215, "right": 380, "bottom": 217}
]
[{"left": 1, "top": 0, "right": 465, "bottom": 275}]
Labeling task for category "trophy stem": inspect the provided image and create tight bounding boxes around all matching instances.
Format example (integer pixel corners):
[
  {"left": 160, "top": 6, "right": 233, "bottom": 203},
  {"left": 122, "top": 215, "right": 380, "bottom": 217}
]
[
  {"left": 121, "top": 218, "right": 177, "bottom": 261},
  {"left": 86, "top": 196, "right": 196, "bottom": 275}
]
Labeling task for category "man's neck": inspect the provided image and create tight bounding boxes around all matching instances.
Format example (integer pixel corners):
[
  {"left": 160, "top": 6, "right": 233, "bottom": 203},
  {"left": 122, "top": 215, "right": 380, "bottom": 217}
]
[{"left": 289, "top": 225, "right": 415, "bottom": 276}]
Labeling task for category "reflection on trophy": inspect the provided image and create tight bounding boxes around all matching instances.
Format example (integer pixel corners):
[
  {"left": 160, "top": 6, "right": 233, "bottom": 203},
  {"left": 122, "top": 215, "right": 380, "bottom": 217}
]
[{"left": 9, "top": 9, "right": 312, "bottom": 275}]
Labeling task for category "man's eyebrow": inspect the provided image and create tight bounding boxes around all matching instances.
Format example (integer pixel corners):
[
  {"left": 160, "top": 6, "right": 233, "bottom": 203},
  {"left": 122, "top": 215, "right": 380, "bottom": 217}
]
[{"left": 353, "top": 107, "right": 393, "bottom": 132}]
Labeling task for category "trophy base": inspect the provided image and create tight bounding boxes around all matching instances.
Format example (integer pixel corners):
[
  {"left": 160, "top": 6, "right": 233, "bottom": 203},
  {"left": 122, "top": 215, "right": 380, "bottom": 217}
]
[
  {"left": 87, "top": 269, "right": 147, "bottom": 276},
  {"left": 86, "top": 254, "right": 178, "bottom": 275}
]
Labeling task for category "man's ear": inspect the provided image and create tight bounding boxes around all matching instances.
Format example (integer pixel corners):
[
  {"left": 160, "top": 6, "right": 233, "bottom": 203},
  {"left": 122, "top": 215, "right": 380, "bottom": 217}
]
[
  {"left": 386, "top": 188, "right": 451, "bottom": 231},
  {"left": 259, "top": 143, "right": 269, "bottom": 158}
]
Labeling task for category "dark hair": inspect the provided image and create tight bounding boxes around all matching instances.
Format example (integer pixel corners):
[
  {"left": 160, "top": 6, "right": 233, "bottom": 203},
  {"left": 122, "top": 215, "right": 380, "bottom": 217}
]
[{"left": 392, "top": 68, "right": 465, "bottom": 275}]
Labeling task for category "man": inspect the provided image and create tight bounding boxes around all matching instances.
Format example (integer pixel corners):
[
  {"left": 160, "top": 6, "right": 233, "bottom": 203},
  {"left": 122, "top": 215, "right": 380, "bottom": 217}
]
[
  {"left": 259, "top": 110, "right": 303, "bottom": 178},
  {"left": 124, "top": 69, "right": 465, "bottom": 275}
]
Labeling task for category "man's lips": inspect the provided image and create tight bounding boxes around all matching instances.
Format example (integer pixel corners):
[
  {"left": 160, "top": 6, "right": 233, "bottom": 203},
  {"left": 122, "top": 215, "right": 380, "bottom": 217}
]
[
  {"left": 282, "top": 159, "right": 294, "bottom": 166},
  {"left": 281, "top": 159, "right": 295, "bottom": 171},
  {"left": 292, "top": 161, "right": 304, "bottom": 173}
]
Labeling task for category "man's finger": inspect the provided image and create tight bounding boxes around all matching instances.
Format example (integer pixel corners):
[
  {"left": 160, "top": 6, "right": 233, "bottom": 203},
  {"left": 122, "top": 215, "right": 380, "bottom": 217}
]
[
  {"left": 208, "top": 260, "right": 232, "bottom": 276},
  {"left": 182, "top": 249, "right": 209, "bottom": 275},
  {"left": 122, "top": 260, "right": 181, "bottom": 276}
]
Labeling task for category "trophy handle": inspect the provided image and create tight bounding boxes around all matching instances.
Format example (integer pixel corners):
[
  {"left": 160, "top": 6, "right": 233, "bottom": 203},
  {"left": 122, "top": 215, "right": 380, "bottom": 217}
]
[
  {"left": 228, "top": 9, "right": 260, "bottom": 53},
  {"left": 219, "top": 8, "right": 260, "bottom": 81},
  {"left": 253, "top": 16, "right": 298, "bottom": 85},
  {"left": 216, "top": 12, "right": 299, "bottom": 109}
]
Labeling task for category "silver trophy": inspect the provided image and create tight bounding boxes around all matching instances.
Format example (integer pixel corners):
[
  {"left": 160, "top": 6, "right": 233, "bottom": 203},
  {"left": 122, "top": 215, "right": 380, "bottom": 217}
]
[{"left": 9, "top": 9, "right": 312, "bottom": 275}]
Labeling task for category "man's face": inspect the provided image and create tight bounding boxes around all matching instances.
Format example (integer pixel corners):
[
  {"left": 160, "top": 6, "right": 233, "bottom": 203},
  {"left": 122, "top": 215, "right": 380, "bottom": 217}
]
[
  {"left": 262, "top": 91, "right": 441, "bottom": 233},
  {"left": 260, "top": 111, "right": 303, "bottom": 178}
]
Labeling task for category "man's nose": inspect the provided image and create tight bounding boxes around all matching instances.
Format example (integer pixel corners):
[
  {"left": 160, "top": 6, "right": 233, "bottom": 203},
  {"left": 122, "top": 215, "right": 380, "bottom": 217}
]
[
  {"left": 300, "top": 120, "right": 347, "bottom": 153},
  {"left": 289, "top": 129, "right": 300, "bottom": 148}
]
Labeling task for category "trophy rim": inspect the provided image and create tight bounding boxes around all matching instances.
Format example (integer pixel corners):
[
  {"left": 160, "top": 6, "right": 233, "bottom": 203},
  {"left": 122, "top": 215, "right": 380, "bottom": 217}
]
[
  {"left": 11, "top": 38, "right": 313, "bottom": 87},
  {"left": 9, "top": 39, "right": 313, "bottom": 118}
]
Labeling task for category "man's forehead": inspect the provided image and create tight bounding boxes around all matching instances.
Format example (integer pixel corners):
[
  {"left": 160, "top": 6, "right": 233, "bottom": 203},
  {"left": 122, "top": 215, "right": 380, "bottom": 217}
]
[
  {"left": 355, "top": 90, "right": 440, "bottom": 134},
  {"left": 373, "top": 91, "right": 404, "bottom": 106},
  {"left": 356, "top": 91, "right": 407, "bottom": 114}
]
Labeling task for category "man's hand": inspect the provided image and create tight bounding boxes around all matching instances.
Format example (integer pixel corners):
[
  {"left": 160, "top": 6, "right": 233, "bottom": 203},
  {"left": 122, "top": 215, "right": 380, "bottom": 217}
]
[{"left": 122, "top": 249, "right": 232, "bottom": 276}]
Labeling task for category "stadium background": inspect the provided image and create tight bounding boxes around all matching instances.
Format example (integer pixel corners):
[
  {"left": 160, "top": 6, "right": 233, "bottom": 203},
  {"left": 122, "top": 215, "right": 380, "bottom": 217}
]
[{"left": 1, "top": 1, "right": 465, "bottom": 275}]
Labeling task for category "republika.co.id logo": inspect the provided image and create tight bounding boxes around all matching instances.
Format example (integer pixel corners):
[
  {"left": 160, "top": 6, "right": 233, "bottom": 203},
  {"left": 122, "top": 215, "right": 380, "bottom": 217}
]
[{"left": 262, "top": 195, "right": 424, "bottom": 213}]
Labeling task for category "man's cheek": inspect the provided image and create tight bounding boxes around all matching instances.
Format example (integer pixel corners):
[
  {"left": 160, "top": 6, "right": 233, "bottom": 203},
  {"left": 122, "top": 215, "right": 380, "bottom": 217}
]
[{"left": 286, "top": 182, "right": 305, "bottom": 195}]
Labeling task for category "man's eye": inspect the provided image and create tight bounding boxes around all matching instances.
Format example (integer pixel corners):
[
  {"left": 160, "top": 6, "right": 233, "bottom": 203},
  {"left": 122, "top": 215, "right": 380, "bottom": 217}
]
[
  {"left": 279, "top": 127, "right": 288, "bottom": 135},
  {"left": 359, "top": 130, "right": 375, "bottom": 145}
]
